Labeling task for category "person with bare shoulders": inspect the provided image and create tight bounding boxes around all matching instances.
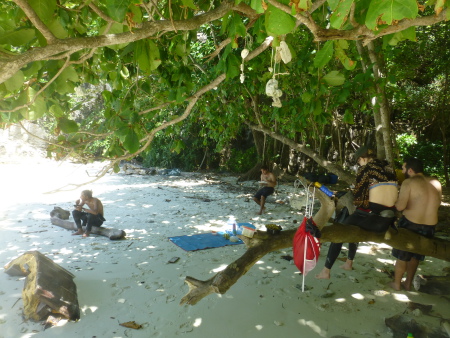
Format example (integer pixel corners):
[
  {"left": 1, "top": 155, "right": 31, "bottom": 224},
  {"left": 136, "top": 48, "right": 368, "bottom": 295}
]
[
  {"left": 253, "top": 165, "right": 277, "bottom": 215},
  {"left": 72, "top": 190, "right": 105, "bottom": 238},
  {"left": 389, "top": 158, "right": 442, "bottom": 291},
  {"left": 316, "top": 146, "right": 398, "bottom": 280}
]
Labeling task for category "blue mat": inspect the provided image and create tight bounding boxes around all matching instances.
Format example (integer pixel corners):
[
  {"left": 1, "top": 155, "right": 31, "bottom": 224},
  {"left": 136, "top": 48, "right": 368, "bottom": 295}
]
[{"left": 168, "top": 233, "right": 243, "bottom": 251}]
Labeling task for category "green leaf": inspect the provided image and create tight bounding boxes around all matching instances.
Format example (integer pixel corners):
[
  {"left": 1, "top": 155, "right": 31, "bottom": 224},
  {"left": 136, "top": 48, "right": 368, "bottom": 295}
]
[
  {"left": 334, "top": 41, "right": 356, "bottom": 70},
  {"left": 383, "top": 26, "right": 416, "bottom": 46},
  {"left": 0, "top": 28, "right": 35, "bottom": 46},
  {"left": 322, "top": 71, "right": 345, "bottom": 86},
  {"left": 265, "top": 5, "right": 296, "bottom": 36},
  {"left": 4, "top": 71, "right": 24, "bottom": 92},
  {"left": 329, "top": 0, "right": 354, "bottom": 29},
  {"left": 365, "top": 0, "right": 418, "bottom": 30},
  {"left": 250, "top": 0, "right": 265, "bottom": 14},
  {"left": 49, "top": 104, "right": 64, "bottom": 117},
  {"left": 25, "top": 96, "right": 46, "bottom": 120},
  {"left": 28, "top": 0, "right": 57, "bottom": 24},
  {"left": 123, "top": 129, "right": 140, "bottom": 153},
  {"left": 343, "top": 109, "right": 354, "bottom": 124},
  {"left": 181, "top": 0, "right": 198, "bottom": 10},
  {"left": 301, "top": 92, "right": 313, "bottom": 103},
  {"left": 226, "top": 54, "right": 241, "bottom": 79},
  {"left": 47, "top": 19, "right": 68, "bottom": 39},
  {"left": 106, "top": 0, "right": 129, "bottom": 22},
  {"left": 58, "top": 116, "right": 79, "bottom": 133},
  {"left": 314, "top": 41, "right": 334, "bottom": 68}
]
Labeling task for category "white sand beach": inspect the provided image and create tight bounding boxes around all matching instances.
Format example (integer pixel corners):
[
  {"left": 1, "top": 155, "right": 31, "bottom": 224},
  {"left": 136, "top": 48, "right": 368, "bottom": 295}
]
[{"left": 1, "top": 156, "right": 449, "bottom": 338}]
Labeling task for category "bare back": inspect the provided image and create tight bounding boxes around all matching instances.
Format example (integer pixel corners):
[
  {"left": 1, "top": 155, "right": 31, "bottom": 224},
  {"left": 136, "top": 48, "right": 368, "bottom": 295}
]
[
  {"left": 395, "top": 174, "right": 441, "bottom": 225},
  {"left": 369, "top": 181, "right": 398, "bottom": 207}
]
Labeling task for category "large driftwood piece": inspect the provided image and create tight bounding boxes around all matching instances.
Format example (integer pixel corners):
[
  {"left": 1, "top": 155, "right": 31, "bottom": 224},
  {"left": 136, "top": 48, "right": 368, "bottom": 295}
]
[
  {"left": 413, "top": 275, "right": 450, "bottom": 295},
  {"left": 51, "top": 217, "right": 126, "bottom": 240},
  {"left": 4, "top": 251, "right": 80, "bottom": 321},
  {"left": 181, "top": 189, "right": 450, "bottom": 305},
  {"left": 385, "top": 314, "right": 449, "bottom": 338}
]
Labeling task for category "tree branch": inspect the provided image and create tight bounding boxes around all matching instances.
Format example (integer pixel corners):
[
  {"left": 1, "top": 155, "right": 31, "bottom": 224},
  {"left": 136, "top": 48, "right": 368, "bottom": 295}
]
[{"left": 13, "top": 0, "right": 57, "bottom": 44}]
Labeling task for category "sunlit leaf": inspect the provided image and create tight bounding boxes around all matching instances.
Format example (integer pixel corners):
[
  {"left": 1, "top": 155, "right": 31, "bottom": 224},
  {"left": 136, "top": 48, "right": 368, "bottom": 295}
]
[
  {"left": 265, "top": 5, "right": 296, "bottom": 36},
  {"left": 28, "top": 0, "right": 57, "bottom": 24},
  {"left": 322, "top": 71, "right": 345, "bottom": 86},
  {"left": 123, "top": 129, "right": 140, "bottom": 153},
  {"left": 365, "top": 0, "right": 417, "bottom": 30},
  {"left": 314, "top": 41, "right": 334, "bottom": 68},
  {"left": 58, "top": 116, "right": 79, "bottom": 133}
]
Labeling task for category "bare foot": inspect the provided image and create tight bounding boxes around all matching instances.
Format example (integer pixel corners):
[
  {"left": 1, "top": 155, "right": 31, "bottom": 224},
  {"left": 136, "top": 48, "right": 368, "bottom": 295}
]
[
  {"left": 315, "top": 268, "right": 330, "bottom": 280},
  {"left": 340, "top": 261, "right": 353, "bottom": 271},
  {"left": 401, "top": 282, "right": 411, "bottom": 291},
  {"left": 72, "top": 230, "right": 83, "bottom": 236},
  {"left": 387, "top": 281, "right": 402, "bottom": 291},
  {"left": 82, "top": 232, "right": 90, "bottom": 237}
]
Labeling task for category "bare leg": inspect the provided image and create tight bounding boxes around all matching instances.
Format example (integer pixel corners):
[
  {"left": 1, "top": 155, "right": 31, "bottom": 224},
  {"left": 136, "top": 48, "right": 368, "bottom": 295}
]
[
  {"left": 315, "top": 267, "right": 331, "bottom": 279},
  {"left": 403, "top": 258, "right": 420, "bottom": 291},
  {"left": 340, "top": 259, "right": 354, "bottom": 271},
  {"left": 72, "top": 230, "right": 83, "bottom": 235},
  {"left": 258, "top": 196, "right": 266, "bottom": 215},
  {"left": 388, "top": 259, "right": 406, "bottom": 291}
]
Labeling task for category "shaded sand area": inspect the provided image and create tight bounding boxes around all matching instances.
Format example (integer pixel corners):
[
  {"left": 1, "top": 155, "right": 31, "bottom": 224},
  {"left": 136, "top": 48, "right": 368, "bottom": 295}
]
[{"left": 1, "top": 157, "right": 449, "bottom": 338}]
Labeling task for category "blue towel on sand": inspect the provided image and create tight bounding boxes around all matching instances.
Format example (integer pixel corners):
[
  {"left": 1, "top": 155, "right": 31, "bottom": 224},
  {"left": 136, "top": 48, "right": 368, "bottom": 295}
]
[{"left": 168, "top": 233, "right": 243, "bottom": 251}]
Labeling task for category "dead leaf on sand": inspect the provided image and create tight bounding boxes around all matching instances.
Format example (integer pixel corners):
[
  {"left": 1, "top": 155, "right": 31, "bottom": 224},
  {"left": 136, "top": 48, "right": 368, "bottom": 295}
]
[{"left": 119, "top": 321, "right": 143, "bottom": 329}]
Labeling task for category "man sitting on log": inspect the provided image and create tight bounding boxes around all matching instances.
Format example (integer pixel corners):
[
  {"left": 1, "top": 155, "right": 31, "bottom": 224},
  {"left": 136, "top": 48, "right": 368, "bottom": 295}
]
[
  {"left": 389, "top": 158, "right": 442, "bottom": 291},
  {"left": 72, "top": 190, "right": 105, "bottom": 238}
]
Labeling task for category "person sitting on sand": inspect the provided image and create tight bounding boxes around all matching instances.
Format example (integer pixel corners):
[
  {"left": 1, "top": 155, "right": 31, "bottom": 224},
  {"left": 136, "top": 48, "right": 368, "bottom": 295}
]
[
  {"left": 316, "top": 146, "right": 398, "bottom": 280},
  {"left": 72, "top": 190, "right": 105, "bottom": 237},
  {"left": 389, "top": 158, "right": 441, "bottom": 291},
  {"left": 253, "top": 165, "right": 277, "bottom": 215}
]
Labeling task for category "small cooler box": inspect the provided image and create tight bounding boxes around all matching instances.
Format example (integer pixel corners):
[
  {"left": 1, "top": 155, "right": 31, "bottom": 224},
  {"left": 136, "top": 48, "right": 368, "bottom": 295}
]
[{"left": 238, "top": 223, "right": 256, "bottom": 238}]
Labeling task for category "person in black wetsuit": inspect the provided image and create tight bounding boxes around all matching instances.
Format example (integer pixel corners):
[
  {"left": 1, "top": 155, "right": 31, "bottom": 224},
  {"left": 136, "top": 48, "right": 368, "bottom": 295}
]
[{"left": 316, "top": 146, "right": 397, "bottom": 280}]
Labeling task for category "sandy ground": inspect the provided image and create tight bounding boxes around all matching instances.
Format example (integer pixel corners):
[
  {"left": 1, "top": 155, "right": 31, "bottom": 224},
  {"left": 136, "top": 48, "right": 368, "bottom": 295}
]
[{"left": 1, "top": 156, "right": 449, "bottom": 338}]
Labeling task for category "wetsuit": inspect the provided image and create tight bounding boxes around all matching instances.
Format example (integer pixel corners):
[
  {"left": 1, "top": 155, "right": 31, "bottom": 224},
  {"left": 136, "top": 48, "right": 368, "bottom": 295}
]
[
  {"left": 391, "top": 216, "right": 435, "bottom": 261},
  {"left": 324, "top": 159, "right": 397, "bottom": 270},
  {"left": 72, "top": 210, "right": 105, "bottom": 232}
]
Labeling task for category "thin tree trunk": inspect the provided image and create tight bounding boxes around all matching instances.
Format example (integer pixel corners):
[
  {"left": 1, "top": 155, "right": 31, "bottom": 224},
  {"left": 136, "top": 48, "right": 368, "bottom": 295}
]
[{"left": 367, "top": 41, "right": 394, "bottom": 163}]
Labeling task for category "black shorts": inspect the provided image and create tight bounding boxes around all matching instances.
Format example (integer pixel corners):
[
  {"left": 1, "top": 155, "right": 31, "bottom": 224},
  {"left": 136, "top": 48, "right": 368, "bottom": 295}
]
[
  {"left": 254, "top": 187, "right": 275, "bottom": 199},
  {"left": 391, "top": 217, "right": 435, "bottom": 262}
]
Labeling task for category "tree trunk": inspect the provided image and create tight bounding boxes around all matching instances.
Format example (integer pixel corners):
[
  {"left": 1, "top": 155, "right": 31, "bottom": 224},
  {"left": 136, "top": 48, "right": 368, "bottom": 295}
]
[
  {"left": 413, "top": 275, "right": 450, "bottom": 295},
  {"left": 180, "top": 187, "right": 450, "bottom": 305},
  {"left": 4, "top": 251, "right": 80, "bottom": 321},
  {"left": 50, "top": 216, "right": 126, "bottom": 240},
  {"left": 367, "top": 41, "right": 395, "bottom": 163}
]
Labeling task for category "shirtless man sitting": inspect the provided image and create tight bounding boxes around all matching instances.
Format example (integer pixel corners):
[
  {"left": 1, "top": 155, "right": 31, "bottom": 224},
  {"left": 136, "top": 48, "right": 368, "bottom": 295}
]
[
  {"left": 389, "top": 158, "right": 442, "bottom": 291},
  {"left": 72, "top": 190, "right": 105, "bottom": 237},
  {"left": 253, "top": 165, "right": 277, "bottom": 215}
]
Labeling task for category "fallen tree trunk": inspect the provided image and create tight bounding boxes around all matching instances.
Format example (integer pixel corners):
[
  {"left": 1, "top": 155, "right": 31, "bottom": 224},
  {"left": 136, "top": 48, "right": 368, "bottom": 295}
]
[
  {"left": 51, "top": 217, "right": 126, "bottom": 240},
  {"left": 180, "top": 189, "right": 450, "bottom": 305},
  {"left": 4, "top": 251, "right": 80, "bottom": 321}
]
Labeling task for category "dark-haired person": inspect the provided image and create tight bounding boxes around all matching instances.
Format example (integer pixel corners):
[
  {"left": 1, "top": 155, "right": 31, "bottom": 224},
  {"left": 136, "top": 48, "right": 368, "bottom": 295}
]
[
  {"left": 316, "top": 146, "right": 398, "bottom": 279},
  {"left": 72, "top": 190, "right": 105, "bottom": 237},
  {"left": 389, "top": 158, "right": 442, "bottom": 291},
  {"left": 253, "top": 166, "right": 277, "bottom": 215}
]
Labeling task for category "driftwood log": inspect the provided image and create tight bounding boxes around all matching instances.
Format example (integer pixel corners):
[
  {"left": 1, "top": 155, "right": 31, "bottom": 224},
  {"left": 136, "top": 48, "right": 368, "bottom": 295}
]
[
  {"left": 51, "top": 216, "right": 126, "bottom": 240},
  {"left": 385, "top": 314, "right": 449, "bottom": 338},
  {"left": 180, "top": 185, "right": 450, "bottom": 305},
  {"left": 4, "top": 251, "right": 80, "bottom": 321},
  {"left": 413, "top": 275, "right": 450, "bottom": 295}
]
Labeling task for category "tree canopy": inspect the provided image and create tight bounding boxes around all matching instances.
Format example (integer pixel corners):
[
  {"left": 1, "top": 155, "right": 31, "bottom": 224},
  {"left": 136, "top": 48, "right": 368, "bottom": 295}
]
[{"left": 1, "top": 0, "right": 449, "bottom": 178}]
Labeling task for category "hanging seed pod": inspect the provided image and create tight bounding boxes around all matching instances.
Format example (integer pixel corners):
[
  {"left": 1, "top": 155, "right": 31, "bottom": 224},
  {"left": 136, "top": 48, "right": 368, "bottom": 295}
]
[
  {"left": 241, "top": 48, "right": 249, "bottom": 59},
  {"left": 280, "top": 41, "right": 292, "bottom": 64}
]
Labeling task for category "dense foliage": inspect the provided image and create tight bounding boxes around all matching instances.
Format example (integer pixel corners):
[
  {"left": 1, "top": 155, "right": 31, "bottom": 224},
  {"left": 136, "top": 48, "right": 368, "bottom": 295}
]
[{"left": 0, "top": 0, "right": 449, "bottom": 183}]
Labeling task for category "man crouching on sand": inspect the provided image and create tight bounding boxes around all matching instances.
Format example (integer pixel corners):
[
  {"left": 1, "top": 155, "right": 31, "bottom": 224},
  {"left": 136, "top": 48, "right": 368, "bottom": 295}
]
[
  {"left": 389, "top": 158, "right": 442, "bottom": 291},
  {"left": 72, "top": 190, "right": 105, "bottom": 237},
  {"left": 253, "top": 165, "right": 277, "bottom": 215}
]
